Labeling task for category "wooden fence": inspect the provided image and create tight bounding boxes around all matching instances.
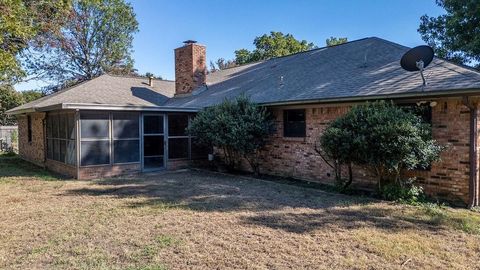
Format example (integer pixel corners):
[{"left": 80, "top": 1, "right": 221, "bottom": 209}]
[{"left": 0, "top": 126, "right": 18, "bottom": 152}]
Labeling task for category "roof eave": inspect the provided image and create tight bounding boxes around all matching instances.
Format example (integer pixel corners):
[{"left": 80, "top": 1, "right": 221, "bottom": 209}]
[
  {"left": 62, "top": 103, "right": 200, "bottom": 112},
  {"left": 261, "top": 88, "right": 480, "bottom": 107}
]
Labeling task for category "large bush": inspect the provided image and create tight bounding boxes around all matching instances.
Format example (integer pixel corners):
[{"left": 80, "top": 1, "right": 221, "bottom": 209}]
[
  {"left": 319, "top": 101, "right": 444, "bottom": 191},
  {"left": 188, "top": 96, "right": 274, "bottom": 174}
]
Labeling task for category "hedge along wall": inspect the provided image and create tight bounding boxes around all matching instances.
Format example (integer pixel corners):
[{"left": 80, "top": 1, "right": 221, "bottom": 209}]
[{"left": 254, "top": 97, "right": 477, "bottom": 205}]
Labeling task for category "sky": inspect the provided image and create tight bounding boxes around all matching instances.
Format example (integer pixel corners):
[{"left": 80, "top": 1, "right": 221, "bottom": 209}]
[{"left": 16, "top": 0, "right": 445, "bottom": 91}]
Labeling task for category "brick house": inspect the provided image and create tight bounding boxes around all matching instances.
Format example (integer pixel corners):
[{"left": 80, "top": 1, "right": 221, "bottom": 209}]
[{"left": 7, "top": 37, "right": 480, "bottom": 206}]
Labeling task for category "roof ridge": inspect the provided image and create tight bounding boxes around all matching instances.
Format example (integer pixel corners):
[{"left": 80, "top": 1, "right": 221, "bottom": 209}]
[
  {"left": 210, "top": 37, "right": 375, "bottom": 73},
  {"left": 105, "top": 73, "right": 175, "bottom": 82},
  {"left": 18, "top": 75, "right": 105, "bottom": 109}
]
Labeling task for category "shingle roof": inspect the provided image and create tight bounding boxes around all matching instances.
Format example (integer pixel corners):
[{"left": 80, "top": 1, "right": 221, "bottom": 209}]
[
  {"left": 166, "top": 37, "right": 480, "bottom": 108},
  {"left": 8, "top": 37, "right": 480, "bottom": 114},
  {"left": 8, "top": 75, "right": 176, "bottom": 114}
]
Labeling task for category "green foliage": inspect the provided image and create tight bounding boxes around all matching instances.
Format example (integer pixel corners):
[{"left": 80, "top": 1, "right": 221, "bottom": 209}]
[
  {"left": 24, "top": 0, "right": 139, "bottom": 86},
  {"left": 0, "top": 0, "right": 71, "bottom": 83},
  {"left": 21, "top": 90, "right": 44, "bottom": 103},
  {"left": 188, "top": 96, "right": 274, "bottom": 174},
  {"left": 0, "top": 85, "right": 23, "bottom": 125},
  {"left": 209, "top": 58, "right": 236, "bottom": 72},
  {"left": 234, "top": 31, "right": 316, "bottom": 65},
  {"left": 320, "top": 101, "right": 444, "bottom": 190},
  {"left": 418, "top": 0, "right": 480, "bottom": 68},
  {"left": 380, "top": 179, "right": 425, "bottom": 204},
  {"left": 326, "top": 37, "right": 348, "bottom": 47}
]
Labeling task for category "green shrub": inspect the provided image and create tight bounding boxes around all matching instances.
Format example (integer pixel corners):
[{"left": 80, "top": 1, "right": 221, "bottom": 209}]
[
  {"left": 188, "top": 95, "right": 274, "bottom": 174},
  {"left": 319, "top": 101, "right": 445, "bottom": 190},
  {"left": 380, "top": 178, "right": 425, "bottom": 204}
]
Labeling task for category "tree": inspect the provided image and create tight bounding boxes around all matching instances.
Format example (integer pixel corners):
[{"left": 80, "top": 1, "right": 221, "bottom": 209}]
[
  {"left": 234, "top": 31, "right": 316, "bottom": 65},
  {"left": 21, "top": 90, "right": 44, "bottom": 103},
  {"left": 320, "top": 101, "right": 444, "bottom": 190},
  {"left": 144, "top": 72, "right": 162, "bottom": 80},
  {"left": 188, "top": 96, "right": 274, "bottom": 174},
  {"left": 418, "top": 0, "right": 480, "bottom": 68},
  {"left": 24, "top": 0, "right": 139, "bottom": 86},
  {"left": 209, "top": 58, "right": 236, "bottom": 72},
  {"left": 0, "top": 85, "right": 24, "bottom": 125},
  {"left": 0, "top": 0, "right": 71, "bottom": 84},
  {"left": 326, "top": 37, "right": 348, "bottom": 47}
]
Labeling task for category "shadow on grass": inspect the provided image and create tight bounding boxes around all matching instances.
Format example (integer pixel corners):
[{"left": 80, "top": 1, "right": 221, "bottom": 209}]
[
  {"left": 66, "top": 170, "right": 368, "bottom": 212},
  {"left": 61, "top": 170, "right": 476, "bottom": 234},
  {"left": 0, "top": 155, "right": 64, "bottom": 181}
]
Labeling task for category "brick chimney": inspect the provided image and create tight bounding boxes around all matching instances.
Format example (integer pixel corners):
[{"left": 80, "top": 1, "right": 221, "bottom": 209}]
[{"left": 174, "top": 40, "right": 206, "bottom": 96}]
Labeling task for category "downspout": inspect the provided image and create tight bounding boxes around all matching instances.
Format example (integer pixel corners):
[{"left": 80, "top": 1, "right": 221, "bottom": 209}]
[{"left": 462, "top": 96, "right": 478, "bottom": 207}]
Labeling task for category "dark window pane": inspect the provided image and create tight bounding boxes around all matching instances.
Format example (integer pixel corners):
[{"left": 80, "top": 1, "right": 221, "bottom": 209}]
[
  {"left": 80, "top": 141, "right": 110, "bottom": 166},
  {"left": 114, "top": 140, "right": 139, "bottom": 163},
  {"left": 144, "top": 115, "right": 163, "bottom": 134},
  {"left": 283, "top": 109, "right": 306, "bottom": 137},
  {"left": 47, "top": 116, "right": 53, "bottom": 138},
  {"left": 168, "top": 138, "right": 189, "bottom": 159},
  {"left": 191, "top": 138, "right": 210, "bottom": 158},
  {"left": 144, "top": 135, "right": 164, "bottom": 156},
  {"left": 80, "top": 112, "right": 109, "bottom": 139},
  {"left": 47, "top": 139, "right": 54, "bottom": 160},
  {"left": 113, "top": 113, "right": 139, "bottom": 139},
  {"left": 27, "top": 115, "right": 32, "bottom": 142},
  {"left": 400, "top": 104, "right": 432, "bottom": 124},
  {"left": 52, "top": 115, "right": 59, "bottom": 138},
  {"left": 59, "top": 114, "right": 67, "bottom": 139},
  {"left": 59, "top": 140, "right": 66, "bottom": 162},
  {"left": 67, "top": 114, "right": 75, "bottom": 139},
  {"left": 144, "top": 156, "right": 164, "bottom": 170},
  {"left": 168, "top": 115, "right": 189, "bottom": 136},
  {"left": 66, "top": 140, "right": 76, "bottom": 165},
  {"left": 53, "top": 140, "right": 60, "bottom": 161}
]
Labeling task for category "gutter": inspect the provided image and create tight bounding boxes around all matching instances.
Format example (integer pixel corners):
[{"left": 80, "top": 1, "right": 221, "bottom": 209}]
[
  {"left": 462, "top": 96, "right": 479, "bottom": 208},
  {"left": 261, "top": 88, "right": 480, "bottom": 107},
  {"left": 6, "top": 103, "right": 200, "bottom": 115}
]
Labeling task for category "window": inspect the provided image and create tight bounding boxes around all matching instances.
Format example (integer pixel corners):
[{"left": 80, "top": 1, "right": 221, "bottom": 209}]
[
  {"left": 112, "top": 112, "right": 140, "bottom": 164},
  {"left": 46, "top": 113, "right": 76, "bottom": 165},
  {"left": 283, "top": 109, "right": 306, "bottom": 137},
  {"left": 27, "top": 115, "right": 32, "bottom": 142},
  {"left": 400, "top": 104, "right": 432, "bottom": 125},
  {"left": 80, "top": 112, "right": 110, "bottom": 166},
  {"left": 168, "top": 114, "right": 189, "bottom": 159}
]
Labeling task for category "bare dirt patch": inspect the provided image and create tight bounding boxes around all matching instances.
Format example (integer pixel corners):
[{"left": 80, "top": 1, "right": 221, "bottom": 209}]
[{"left": 1, "top": 158, "right": 480, "bottom": 269}]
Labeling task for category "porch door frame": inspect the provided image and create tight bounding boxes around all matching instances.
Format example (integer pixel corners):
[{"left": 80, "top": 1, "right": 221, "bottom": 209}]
[{"left": 141, "top": 113, "right": 167, "bottom": 172}]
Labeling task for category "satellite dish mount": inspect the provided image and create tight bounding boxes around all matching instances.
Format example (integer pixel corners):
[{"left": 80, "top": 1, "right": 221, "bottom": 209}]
[{"left": 400, "top": 45, "right": 434, "bottom": 88}]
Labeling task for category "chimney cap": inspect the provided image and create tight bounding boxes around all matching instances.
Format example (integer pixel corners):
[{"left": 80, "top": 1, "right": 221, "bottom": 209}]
[{"left": 183, "top": 40, "right": 197, "bottom": 45}]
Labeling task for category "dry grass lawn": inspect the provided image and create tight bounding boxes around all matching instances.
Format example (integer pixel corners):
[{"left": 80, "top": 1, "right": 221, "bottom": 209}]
[{"left": 1, "top": 155, "right": 480, "bottom": 269}]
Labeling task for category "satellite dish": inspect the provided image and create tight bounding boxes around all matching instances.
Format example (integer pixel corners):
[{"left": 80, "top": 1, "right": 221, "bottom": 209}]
[{"left": 400, "top": 45, "right": 434, "bottom": 87}]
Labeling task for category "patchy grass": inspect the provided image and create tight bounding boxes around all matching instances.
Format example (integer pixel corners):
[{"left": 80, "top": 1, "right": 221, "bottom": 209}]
[
  {"left": 0, "top": 162, "right": 480, "bottom": 269},
  {"left": 0, "top": 154, "right": 61, "bottom": 181}
]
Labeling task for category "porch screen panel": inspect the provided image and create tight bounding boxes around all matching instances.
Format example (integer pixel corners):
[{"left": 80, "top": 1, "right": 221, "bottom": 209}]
[
  {"left": 112, "top": 112, "right": 140, "bottom": 164},
  {"left": 80, "top": 112, "right": 110, "bottom": 166},
  {"left": 168, "top": 114, "right": 189, "bottom": 159},
  {"left": 46, "top": 112, "right": 76, "bottom": 165}
]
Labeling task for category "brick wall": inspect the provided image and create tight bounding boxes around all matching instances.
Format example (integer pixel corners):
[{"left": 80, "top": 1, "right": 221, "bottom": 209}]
[
  {"left": 253, "top": 98, "right": 477, "bottom": 204},
  {"left": 174, "top": 43, "right": 206, "bottom": 95},
  {"left": 45, "top": 159, "right": 76, "bottom": 178},
  {"left": 78, "top": 163, "right": 141, "bottom": 179},
  {"left": 17, "top": 113, "right": 46, "bottom": 167}
]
